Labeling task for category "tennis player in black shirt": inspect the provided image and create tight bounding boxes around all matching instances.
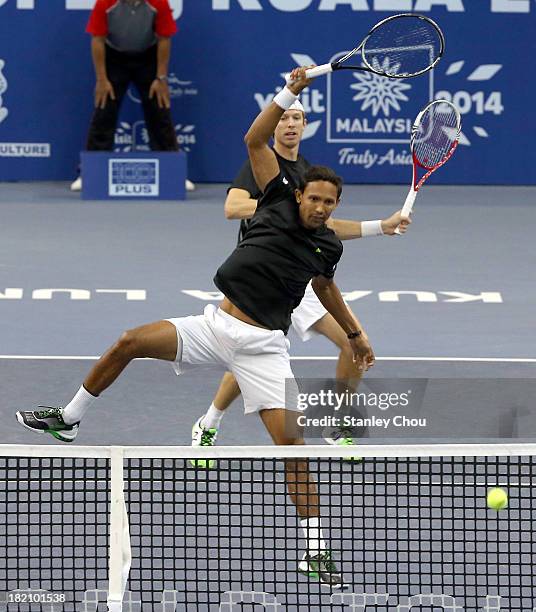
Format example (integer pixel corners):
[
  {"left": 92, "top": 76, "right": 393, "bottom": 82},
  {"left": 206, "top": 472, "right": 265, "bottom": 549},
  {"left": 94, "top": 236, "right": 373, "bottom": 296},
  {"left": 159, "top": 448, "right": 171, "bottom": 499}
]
[
  {"left": 17, "top": 67, "right": 375, "bottom": 588},
  {"left": 192, "top": 97, "right": 408, "bottom": 457}
]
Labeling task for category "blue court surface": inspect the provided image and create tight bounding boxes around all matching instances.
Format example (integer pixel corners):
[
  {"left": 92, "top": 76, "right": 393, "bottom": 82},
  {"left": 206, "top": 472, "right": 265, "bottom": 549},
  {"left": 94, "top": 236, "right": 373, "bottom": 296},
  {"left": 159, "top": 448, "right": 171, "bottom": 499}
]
[
  {"left": 1, "top": 183, "right": 535, "bottom": 612},
  {"left": 1, "top": 182, "right": 535, "bottom": 446}
]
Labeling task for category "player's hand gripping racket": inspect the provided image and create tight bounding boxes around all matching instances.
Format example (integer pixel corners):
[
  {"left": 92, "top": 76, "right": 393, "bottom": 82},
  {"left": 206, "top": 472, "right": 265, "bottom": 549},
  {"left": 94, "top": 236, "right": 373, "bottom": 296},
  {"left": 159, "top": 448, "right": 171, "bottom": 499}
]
[
  {"left": 285, "top": 13, "right": 444, "bottom": 83},
  {"left": 394, "top": 99, "right": 461, "bottom": 234}
]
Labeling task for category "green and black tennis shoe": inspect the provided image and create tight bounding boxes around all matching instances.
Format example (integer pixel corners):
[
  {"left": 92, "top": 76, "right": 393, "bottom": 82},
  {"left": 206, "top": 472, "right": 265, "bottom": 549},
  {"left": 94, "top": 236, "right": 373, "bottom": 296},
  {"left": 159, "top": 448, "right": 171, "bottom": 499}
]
[
  {"left": 190, "top": 416, "right": 218, "bottom": 468},
  {"left": 298, "top": 550, "right": 346, "bottom": 589},
  {"left": 16, "top": 406, "right": 79, "bottom": 443},
  {"left": 323, "top": 427, "right": 363, "bottom": 462}
]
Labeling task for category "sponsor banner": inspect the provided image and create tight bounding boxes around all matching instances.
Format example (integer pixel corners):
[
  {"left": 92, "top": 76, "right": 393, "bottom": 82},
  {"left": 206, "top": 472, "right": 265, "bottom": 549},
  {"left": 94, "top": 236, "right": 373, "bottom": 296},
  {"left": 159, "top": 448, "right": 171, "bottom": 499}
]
[
  {"left": 0, "top": 58, "right": 7, "bottom": 125},
  {"left": 0, "top": 143, "right": 50, "bottom": 157},
  {"left": 81, "top": 151, "right": 186, "bottom": 199},
  {"left": 108, "top": 159, "right": 159, "bottom": 197},
  {"left": 0, "top": 2, "right": 533, "bottom": 183}
]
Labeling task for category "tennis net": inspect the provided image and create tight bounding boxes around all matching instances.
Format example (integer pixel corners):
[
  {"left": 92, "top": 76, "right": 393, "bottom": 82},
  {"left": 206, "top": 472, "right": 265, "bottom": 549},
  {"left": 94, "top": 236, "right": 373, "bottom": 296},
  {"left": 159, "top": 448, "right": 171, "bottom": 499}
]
[{"left": 0, "top": 443, "right": 535, "bottom": 611}]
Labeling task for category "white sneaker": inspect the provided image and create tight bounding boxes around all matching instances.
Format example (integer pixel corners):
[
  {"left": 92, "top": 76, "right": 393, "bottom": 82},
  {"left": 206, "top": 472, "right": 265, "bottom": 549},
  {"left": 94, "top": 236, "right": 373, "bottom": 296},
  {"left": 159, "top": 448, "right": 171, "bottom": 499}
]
[
  {"left": 190, "top": 416, "right": 217, "bottom": 468},
  {"left": 185, "top": 179, "right": 195, "bottom": 192}
]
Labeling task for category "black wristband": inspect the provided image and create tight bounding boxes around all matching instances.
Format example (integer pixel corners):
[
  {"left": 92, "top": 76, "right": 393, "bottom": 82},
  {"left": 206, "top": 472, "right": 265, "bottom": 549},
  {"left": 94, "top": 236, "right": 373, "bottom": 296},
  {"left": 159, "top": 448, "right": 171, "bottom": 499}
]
[{"left": 347, "top": 331, "right": 362, "bottom": 339}]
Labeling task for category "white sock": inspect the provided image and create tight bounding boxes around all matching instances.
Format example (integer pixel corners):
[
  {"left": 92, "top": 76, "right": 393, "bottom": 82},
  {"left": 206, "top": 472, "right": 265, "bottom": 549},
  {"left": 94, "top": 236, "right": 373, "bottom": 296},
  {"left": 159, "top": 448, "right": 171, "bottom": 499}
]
[
  {"left": 62, "top": 385, "right": 98, "bottom": 424},
  {"left": 300, "top": 516, "right": 327, "bottom": 554},
  {"left": 201, "top": 403, "right": 224, "bottom": 430}
]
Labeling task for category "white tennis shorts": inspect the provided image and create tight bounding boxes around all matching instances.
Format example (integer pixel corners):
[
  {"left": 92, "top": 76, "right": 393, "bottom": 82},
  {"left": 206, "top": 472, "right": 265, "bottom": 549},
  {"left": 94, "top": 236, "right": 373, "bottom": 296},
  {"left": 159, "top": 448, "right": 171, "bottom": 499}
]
[
  {"left": 290, "top": 281, "right": 328, "bottom": 342},
  {"left": 166, "top": 304, "right": 298, "bottom": 414}
]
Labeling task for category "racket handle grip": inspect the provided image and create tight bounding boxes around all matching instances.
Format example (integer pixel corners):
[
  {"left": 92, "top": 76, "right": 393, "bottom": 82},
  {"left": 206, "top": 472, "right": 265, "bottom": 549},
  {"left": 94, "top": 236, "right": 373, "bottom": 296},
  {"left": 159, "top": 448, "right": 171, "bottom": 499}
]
[
  {"left": 394, "top": 189, "right": 417, "bottom": 236},
  {"left": 401, "top": 189, "right": 417, "bottom": 218},
  {"left": 284, "top": 63, "right": 333, "bottom": 84}
]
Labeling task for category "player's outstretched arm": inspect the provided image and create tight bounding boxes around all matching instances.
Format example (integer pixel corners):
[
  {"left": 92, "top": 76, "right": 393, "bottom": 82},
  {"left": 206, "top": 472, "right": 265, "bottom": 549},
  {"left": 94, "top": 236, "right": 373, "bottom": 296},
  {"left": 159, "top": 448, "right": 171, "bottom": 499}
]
[
  {"left": 326, "top": 211, "right": 411, "bottom": 240},
  {"left": 311, "top": 275, "right": 375, "bottom": 371},
  {"left": 224, "top": 188, "right": 258, "bottom": 220},
  {"left": 325, "top": 218, "right": 363, "bottom": 240},
  {"left": 244, "top": 67, "right": 313, "bottom": 193}
]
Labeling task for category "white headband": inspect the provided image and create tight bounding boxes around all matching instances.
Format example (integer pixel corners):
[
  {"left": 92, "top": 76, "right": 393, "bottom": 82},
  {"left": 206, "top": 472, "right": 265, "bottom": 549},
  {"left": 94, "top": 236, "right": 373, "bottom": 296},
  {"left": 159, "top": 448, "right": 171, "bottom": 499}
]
[{"left": 288, "top": 98, "right": 305, "bottom": 113}]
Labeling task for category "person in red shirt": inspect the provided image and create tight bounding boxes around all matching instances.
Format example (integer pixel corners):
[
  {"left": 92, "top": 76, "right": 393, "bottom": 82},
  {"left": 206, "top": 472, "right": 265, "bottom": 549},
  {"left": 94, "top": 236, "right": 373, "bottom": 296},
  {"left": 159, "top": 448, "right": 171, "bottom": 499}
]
[{"left": 71, "top": 0, "right": 194, "bottom": 191}]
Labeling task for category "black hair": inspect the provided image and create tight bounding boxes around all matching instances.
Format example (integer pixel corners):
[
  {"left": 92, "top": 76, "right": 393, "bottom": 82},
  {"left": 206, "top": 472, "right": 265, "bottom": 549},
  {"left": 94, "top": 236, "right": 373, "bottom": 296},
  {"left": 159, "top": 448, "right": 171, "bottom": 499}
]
[{"left": 298, "top": 165, "right": 343, "bottom": 200}]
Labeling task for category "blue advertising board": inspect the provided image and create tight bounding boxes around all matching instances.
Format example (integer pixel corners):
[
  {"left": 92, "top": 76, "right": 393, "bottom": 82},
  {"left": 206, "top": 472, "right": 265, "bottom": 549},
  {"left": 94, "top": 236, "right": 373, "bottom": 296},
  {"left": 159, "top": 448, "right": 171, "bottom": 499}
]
[
  {"left": 0, "top": 0, "right": 533, "bottom": 185},
  {"left": 81, "top": 151, "right": 186, "bottom": 199}
]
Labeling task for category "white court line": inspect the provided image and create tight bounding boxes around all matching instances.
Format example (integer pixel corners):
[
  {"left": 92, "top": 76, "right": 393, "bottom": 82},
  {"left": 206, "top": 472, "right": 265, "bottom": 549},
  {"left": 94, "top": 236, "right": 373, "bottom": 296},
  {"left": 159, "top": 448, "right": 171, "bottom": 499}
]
[
  {"left": 0, "top": 355, "right": 102, "bottom": 360},
  {"left": 0, "top": 355, "right": 535, "bottom": 363},
  {"left": 294, "top": 357, "right": 536, "bottom": 363}
]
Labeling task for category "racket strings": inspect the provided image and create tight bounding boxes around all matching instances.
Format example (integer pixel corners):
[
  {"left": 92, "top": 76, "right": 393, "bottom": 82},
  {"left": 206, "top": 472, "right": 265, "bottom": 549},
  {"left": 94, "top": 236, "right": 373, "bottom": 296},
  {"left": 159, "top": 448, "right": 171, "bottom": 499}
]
[
  {"left": 413, "top": 105, "right": 460, "bottom": 169},
  {"left": 363, "top": 16, "right": 443, "bottom": 77}
]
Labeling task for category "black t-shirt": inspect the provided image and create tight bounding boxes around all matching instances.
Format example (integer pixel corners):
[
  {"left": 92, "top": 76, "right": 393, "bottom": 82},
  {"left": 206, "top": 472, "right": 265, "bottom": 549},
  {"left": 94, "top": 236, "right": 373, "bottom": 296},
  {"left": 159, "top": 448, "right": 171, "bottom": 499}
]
[
  {"left": 214, "top": 172, "right": 343, "bottom": 333},
  {"left": 231, "top": 152, "right": 311, "bottom": 243}
]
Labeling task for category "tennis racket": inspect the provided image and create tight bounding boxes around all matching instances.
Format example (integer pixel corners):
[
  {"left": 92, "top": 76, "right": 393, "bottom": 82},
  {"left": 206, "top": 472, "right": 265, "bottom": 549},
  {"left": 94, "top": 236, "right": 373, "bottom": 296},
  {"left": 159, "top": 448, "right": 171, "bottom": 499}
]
[
  {"left": 285, "top": 13, "right": 444, "bottom": 83},
  {"left": 395, "top": 99, "right": 461, "bottom": 234}
]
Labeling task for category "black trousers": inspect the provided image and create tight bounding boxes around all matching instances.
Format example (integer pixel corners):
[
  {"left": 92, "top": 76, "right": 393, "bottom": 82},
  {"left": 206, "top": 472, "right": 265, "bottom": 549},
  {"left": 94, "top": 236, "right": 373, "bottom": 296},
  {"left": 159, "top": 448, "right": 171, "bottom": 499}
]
[{"left": 85, "top": 44, "right": 178, "bottom": 151}]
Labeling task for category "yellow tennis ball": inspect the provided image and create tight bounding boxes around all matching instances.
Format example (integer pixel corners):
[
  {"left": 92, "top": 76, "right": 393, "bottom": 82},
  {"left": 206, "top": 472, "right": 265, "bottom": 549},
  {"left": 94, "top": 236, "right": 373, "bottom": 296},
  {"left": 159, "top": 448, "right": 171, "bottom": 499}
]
[{"left": 487, "top": 487, "right": 508, "bottom": 510}]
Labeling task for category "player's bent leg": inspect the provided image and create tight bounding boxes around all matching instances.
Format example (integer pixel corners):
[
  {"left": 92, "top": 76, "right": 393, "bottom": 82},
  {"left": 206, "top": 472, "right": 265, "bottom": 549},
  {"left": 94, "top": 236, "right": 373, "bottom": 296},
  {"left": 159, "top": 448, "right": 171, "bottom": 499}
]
[
  {"left": 213, "top": 371, "right": 242, "bottom": 411},
  {"left": 16, "top": 320, "right": 179, "bottom": 443},
  {"left": 190, "top": 371, "right": 242, "bottom": 463},
  {"left": 260, "top": 408, "right": 344, "bottom": 589},
  {"left": 260, "top": 408, "right": 318, "bottom": 518},
  {"left": 84, "top": 320, "right": 179, "bottom": 395}
]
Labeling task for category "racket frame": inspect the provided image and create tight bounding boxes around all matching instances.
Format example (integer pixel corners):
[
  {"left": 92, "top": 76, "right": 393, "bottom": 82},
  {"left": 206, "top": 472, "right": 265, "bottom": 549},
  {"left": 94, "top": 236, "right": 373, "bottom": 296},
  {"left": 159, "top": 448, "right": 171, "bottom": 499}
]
[
  {"left": 332, "top": 13, "right": 444, "bottom": 78},
  {"left": 285, "top": 13, "right": 445, "bottom": 84},
  {"left": 398, "top": 99, "right": 461, "bottom": 225}
]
